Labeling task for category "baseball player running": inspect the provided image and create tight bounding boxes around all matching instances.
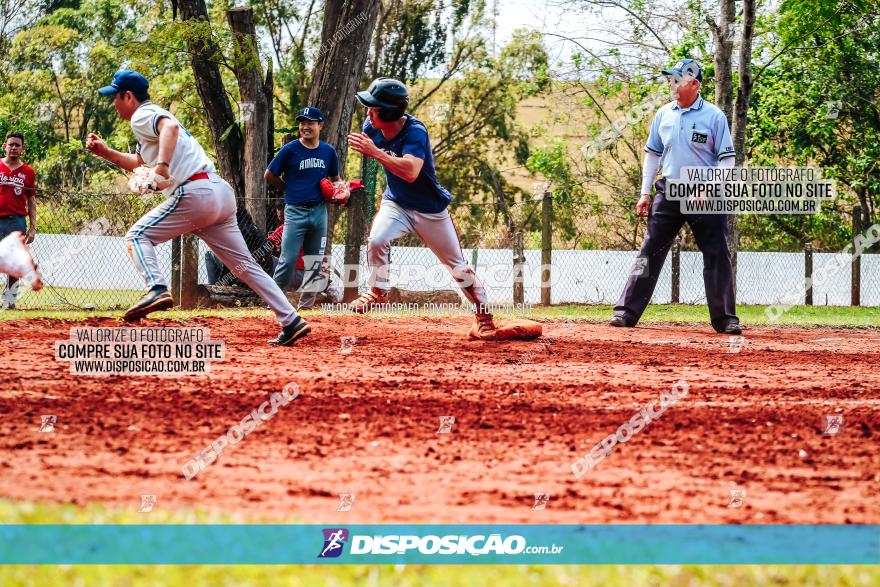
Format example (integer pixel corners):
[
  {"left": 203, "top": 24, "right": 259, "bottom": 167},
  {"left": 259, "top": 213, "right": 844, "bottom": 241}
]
[
  {"left": 86, "top": 70, "right": 310, "bottom": 346},
  {"left": 347, "top": 78, "right": 496, "bottom": 340}
]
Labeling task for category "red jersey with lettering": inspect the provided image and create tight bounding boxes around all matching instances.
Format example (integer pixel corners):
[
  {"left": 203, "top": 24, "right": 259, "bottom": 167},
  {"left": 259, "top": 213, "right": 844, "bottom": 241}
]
[{"left": 0, "top": 161, "right": 35, "bottom": 217}]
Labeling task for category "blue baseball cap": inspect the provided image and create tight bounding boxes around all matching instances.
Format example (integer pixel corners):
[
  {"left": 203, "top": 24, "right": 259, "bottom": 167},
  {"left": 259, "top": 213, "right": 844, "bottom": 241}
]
[
  {"left": 295, "top": 106, "right": 324, "bottom": 122},
  {"left": 662, "top": 58, "right": 703, "bottom": 82},
  {"left": 99, "top": 70, "right": 149, "bottom": 96}
]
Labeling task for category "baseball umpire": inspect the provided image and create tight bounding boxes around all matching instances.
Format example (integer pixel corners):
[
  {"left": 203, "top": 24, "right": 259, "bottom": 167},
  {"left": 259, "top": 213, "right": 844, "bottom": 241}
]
[
  {"left": 347, "top": 77, "right": 497, "bottom": 339},
  {"left": 86, "top": 70, "right": 310, "bottom": 346},
  {"left": 610, "top": 59, "right": 741, "bottom": 335}
]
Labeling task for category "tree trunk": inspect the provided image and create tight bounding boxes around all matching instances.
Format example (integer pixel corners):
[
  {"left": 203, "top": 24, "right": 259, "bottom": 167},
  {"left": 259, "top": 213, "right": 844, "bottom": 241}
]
[
  {"left": 306, "top": 0, "right": 381, "bottom": 253},
  {"left": 730, "top": 0, "right": 757, "bottom": 305},
  {"left": 710, "top": 0, "right": 736, "bottom": 121},
  {"left": 709, "top": 0, "right": 738, "bottom": 301},
  {"left": 732, "top": 0, "right": 757, "bottom": 164},
  {"left": 176, "top": 0, "right": 245, "bottom": 202},
  {"left": 266, "top": 62, "right": 275, "bottom": 164},
  {"left": 228, "top": 6, "right": 271, "bottom": 234}
]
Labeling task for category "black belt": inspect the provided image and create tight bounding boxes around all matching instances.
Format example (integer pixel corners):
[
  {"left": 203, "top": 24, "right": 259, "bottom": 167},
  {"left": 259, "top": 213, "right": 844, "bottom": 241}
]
[{"left": 290, "top": 200, "right": 324, "bottom": 208}]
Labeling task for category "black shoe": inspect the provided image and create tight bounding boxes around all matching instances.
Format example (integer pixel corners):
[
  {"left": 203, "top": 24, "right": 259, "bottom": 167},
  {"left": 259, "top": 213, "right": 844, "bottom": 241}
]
[
  {"left": 123, "top": 289, "right": 174, "bottom": 322},
  {"left": 609, "top": 315, "right": 634, "bottom": 327},
  {"left": 268, "top": 316, "right": 311, "bottom": 346},
  {"left": 720, "top": 321, "right": 742, "bottom": 335}
]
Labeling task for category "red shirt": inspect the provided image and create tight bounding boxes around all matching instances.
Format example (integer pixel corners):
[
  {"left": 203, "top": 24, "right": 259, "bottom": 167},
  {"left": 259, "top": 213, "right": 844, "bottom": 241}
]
[
  {"left": 0, "top": 160, "right": 35, "bottom": 217},
  {"left": 267, "top": 225, "right": 305, "bottom": 270}
]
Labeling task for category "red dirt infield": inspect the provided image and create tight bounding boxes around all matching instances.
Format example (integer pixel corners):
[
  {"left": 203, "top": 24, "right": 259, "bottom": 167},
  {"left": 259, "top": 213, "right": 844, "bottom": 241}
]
[{"left": 1, "top": 315, "right": 878, "bottom": 523}]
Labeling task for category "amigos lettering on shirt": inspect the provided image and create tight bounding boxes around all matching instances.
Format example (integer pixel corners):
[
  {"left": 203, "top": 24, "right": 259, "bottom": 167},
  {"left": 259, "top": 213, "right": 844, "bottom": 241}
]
[{"left": 267, "top": 140, "right": 339, "bottom": 205}]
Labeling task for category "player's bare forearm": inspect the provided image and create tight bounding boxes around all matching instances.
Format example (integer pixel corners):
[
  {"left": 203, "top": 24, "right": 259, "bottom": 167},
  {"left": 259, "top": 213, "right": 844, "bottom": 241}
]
[
  {"left": 264, "top": 170, "right": 286, "bottom": 193},
  {"left": 374, "top": 152, "right": 423, "bottom": 183},
  {"left": 27, "top": 195, "right": 36, "bottom": 228},
  {"left": 348, "top": 132, "right": 423, "bottom": 183},
  {"left": 86, "top": 133, "right": 140, "bottom": 171},
  {"left": 102, "top": 148, "right": 141, "bottom": 171}
]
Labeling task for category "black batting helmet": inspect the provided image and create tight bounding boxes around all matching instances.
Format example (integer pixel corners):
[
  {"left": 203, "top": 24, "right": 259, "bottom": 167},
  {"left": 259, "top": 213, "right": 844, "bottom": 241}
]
[{"left": 356, "top": 78, "right": 409, "bottom": 121}]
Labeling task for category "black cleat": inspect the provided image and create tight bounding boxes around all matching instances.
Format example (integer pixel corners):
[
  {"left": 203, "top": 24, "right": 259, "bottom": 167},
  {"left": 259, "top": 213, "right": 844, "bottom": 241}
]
[
  {"left": 609, "top": 315, "right": 634, "bottom": 327},
  {"left": 268, "top": 316, "right": 311, "bottom": 346},
  {"left": 720, "top": 321, "right": 742, "bottom": 335},
  {"left": 123, "top": 289, "right": 174, "bottom": 322}
]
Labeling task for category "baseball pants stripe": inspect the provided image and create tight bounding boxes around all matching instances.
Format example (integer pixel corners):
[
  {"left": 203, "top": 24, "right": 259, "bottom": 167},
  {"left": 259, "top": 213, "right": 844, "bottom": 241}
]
[
  {"left": 126, "top": 186, "right": 184, "bottom": 288},
  {"left": 125, "top": 175, "right": 299, "bottom": 326}
]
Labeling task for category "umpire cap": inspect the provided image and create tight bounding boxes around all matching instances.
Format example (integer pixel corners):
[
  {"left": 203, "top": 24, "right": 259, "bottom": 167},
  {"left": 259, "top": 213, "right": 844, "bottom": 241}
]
[{"left": 662, "top": 58, "right": 703, "bottom": 83}]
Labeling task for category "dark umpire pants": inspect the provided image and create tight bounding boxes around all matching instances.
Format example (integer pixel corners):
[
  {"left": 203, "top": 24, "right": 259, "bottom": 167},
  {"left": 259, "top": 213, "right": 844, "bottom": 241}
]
[{"left": 613, "top": 178, "right": 738, "bottom": 331}]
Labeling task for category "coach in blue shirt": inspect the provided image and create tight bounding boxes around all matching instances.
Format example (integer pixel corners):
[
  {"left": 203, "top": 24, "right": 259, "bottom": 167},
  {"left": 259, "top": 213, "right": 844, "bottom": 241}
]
[
  {"left": 265, "top": 106, "right": 339, "bottom": 304},
  {"left": 610, "top": 59, "right": 741, "bottom": 334}
]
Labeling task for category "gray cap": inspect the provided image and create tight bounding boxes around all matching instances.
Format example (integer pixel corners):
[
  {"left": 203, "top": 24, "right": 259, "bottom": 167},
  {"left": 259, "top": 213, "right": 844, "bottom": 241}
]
[{"left": 662, "top": 58, "right": 703, "bottom": 82}]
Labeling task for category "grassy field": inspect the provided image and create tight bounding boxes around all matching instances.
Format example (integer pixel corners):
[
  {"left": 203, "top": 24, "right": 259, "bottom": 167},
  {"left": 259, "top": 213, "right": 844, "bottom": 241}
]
[
  {"left": 2, "top": 563, "right": 878, "bottom": 586},
  {"left": 2, "top": 302, "right": 878, "bottom": 328}
]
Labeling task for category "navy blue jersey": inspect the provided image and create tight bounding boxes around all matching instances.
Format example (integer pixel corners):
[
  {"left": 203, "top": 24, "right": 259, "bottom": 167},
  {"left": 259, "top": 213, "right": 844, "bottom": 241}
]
[
  {"left": 267, "top": 140, "right": 339, "bottom": 205},
  {"left": 363, "top": 115, "right": 451, "bottom": 213}
]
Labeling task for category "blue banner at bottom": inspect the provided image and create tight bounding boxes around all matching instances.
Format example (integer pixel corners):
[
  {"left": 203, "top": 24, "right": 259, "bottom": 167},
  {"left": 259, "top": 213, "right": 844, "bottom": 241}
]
[{"left": 0, "top": 524, "right": 877, "bottom": 564}]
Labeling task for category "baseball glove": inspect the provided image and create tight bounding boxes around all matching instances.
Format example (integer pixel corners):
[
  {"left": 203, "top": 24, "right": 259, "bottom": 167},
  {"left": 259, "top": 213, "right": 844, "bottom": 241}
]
[
  {"left": 129, "top": 166, "right": 174, "bottom": 196},
  {"left": 320, "top": 178, "right": 351, "bottom": 207}
]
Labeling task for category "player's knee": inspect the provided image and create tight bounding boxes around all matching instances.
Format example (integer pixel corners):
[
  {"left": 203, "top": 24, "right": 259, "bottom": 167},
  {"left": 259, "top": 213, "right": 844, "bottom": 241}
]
[
  {"left": 366, "top": 237, "right": 392, "bottom": 265},
  {"left": 366, "top": 235, "right": 391, "bottom": 253}
]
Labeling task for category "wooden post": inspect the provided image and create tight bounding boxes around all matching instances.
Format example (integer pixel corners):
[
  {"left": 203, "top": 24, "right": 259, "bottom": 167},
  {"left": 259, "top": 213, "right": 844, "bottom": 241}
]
[
  {"left": 540, "top": 190, "right": 552, "bottom": 306},
  {"left": 852, "top": 205, "right": 861, "bottom": 306},
  {"left": 804, "top": 242, "right": 813, "bottom": 306},
  {"left": 180, "top": 234, "right": 200, "bottom": 309},
  {"left": 671, "top": 237, "right": 680, "bottom": 304},
  {"left": 513, "top": 231, "right": 525, "bottom": 305},
  {"left": 171, "top": 236, "right": 182, "bottom": 305}
]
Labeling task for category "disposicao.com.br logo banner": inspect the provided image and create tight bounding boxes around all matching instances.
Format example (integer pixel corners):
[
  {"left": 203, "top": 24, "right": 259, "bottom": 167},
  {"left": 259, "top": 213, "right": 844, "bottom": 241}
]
[
  {"left": 0, "top": 525, "right": 877, "bottom": 564},
  {"left": 318, "top": 527, "right": 563, "bottom": 560}
]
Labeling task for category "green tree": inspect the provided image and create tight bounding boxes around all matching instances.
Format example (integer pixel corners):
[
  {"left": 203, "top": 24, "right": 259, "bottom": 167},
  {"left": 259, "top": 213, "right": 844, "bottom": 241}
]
[
  {"left": 417, "top": 29, "right": 550, "bottom": 247},
  {"left": 745, "top": 0, "right": 880, "bottom": 250}
]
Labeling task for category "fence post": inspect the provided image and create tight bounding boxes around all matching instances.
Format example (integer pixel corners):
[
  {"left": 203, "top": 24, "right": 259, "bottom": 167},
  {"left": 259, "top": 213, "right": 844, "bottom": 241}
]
[
  {"left": 180, "top": 234, "right": 200, "bottom": 309},
  {"left": 671, "top": 237, "right": 680, "bottom": 304},
  {"left": 513, "top": 231, "right": 525, "bottom": 305},
  {"left": 541, "top": 190, "right": 552, "bottom": 306},
  {"left": 171, "top": 236, "right": 182, "bottom": 306},
  {"left": 804, "top": 243, "right": 813, "bottom": 306},
  {"left": 852, "top": 205, "right": 861, "bottom": 306}
]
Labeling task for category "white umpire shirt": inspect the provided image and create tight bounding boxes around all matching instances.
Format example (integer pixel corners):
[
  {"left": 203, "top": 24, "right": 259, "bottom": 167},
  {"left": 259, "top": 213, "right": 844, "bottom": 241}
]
[{"left": 644, "top": 94, "right": 736, "bottom": 180}]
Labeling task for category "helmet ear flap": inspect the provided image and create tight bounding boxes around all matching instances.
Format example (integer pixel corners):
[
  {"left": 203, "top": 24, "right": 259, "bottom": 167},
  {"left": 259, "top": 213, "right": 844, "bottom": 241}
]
[
  {"left": 378, "top": 97, "right": 408, "bottom": 122},
  {"left": 378, "top": 108, "right": 403, "bottom": 122}
]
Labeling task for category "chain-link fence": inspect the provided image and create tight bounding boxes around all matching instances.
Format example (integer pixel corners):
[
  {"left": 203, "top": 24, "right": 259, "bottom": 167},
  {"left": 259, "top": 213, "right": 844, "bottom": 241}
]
[{"left": 4, "top": 189, "right": 879, "bottom": 310}]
